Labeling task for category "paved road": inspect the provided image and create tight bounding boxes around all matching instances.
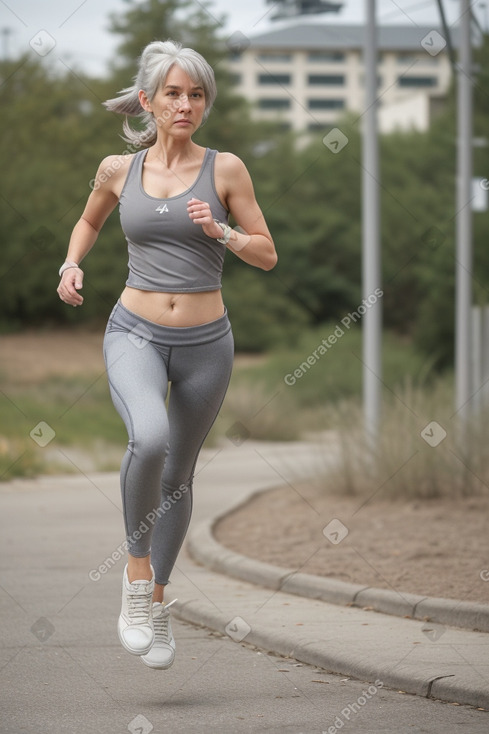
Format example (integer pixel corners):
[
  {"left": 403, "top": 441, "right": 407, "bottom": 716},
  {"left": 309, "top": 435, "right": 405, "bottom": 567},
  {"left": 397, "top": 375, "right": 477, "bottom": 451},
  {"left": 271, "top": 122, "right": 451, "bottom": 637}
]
[{"left": 0, "top": 443, "right": 487, "bottom": 732}]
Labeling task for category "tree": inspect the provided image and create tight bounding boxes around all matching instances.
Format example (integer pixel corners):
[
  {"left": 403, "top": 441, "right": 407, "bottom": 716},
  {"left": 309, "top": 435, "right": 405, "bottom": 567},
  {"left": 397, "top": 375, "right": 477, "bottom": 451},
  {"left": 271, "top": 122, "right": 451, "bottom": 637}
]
[
  {"left": 3, "top": 2, "right": 488, "bottom": 365},
  {"left": 0, "top": 55, "right": 120, "bottom": 328},
  {"left": 0, "top": 0, "right": 282, "bottom": 339}
]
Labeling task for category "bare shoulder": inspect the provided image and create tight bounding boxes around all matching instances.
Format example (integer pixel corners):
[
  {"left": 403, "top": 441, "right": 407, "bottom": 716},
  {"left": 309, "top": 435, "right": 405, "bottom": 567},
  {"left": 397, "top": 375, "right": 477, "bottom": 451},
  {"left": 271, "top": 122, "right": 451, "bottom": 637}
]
[
  {"left": 93, "top": 152, "right": 138, "bottom": 195},
  {"left": 97, "top": 153, "right": 136, "bottom": 176},
  {"left": 215, "top": 151, "right": 249, "bottom": 179},
  {"left": 214, "top": 152, "right": 253, "bottom": 202}
]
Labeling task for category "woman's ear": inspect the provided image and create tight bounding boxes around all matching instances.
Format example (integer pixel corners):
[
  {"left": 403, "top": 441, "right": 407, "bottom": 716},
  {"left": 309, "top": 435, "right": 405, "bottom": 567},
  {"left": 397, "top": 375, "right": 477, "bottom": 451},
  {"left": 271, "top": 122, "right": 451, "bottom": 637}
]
[{"left": 138, "top": 89, "right": 152, "bottom": 113}]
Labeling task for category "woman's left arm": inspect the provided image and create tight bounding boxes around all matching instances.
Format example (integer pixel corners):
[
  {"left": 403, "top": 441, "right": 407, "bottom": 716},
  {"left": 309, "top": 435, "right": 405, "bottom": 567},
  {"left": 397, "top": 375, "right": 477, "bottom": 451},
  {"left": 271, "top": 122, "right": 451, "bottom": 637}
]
[{"left": 187, "top": 153, "right": 277, "bottom": 271}]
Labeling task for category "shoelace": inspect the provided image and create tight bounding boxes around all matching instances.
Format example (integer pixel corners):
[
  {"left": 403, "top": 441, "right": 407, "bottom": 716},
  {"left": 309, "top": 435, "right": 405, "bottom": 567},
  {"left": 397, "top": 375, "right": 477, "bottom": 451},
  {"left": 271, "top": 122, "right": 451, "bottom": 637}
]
[
  {"left": 126, "top": 583, "right": 153, "bottom": 623},
  {"left": 153, "top": 599, "right": 177, "bottom": 643}
]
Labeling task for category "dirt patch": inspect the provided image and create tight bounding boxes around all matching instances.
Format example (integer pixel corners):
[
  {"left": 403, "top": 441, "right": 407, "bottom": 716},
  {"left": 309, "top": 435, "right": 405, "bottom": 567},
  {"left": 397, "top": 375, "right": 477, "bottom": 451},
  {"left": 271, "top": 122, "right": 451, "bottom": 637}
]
[
  {"left": 0, "top": 330, "right": 106, "bottom": 383},
  {"left": 0, "top": 330, "right": 265, "bottom": 384},
  {"left": 215, "top": 481, "right": 489, "bottom": 605}
]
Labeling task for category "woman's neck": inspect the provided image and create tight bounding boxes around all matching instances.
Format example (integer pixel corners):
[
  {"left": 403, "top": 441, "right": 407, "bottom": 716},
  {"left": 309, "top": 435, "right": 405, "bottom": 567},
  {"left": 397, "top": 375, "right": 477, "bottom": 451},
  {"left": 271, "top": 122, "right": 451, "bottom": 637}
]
[{"left": 148, "top": 137, "right": 200, "bottom": 169}]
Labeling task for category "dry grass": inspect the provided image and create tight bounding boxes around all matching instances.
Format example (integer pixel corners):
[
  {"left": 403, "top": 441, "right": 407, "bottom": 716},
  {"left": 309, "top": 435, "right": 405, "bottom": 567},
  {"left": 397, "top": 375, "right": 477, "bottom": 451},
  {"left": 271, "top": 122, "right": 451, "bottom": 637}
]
[
  {"left": 0, "top": 330, "right": 277, "bottom": 480},
  {"left": 321, "top": 377, "right": 489, "bottom": 500},
  {"left": 3, "top": 331, "right": 482, "bottom": 499}
]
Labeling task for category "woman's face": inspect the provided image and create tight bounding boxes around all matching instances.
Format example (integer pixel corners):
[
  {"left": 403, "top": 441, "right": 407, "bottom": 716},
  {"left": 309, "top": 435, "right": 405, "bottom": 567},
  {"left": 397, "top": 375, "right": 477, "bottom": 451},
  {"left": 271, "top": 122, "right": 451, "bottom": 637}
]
[{"left": 139, "top": 64, "right": 206, "bottom": 138}]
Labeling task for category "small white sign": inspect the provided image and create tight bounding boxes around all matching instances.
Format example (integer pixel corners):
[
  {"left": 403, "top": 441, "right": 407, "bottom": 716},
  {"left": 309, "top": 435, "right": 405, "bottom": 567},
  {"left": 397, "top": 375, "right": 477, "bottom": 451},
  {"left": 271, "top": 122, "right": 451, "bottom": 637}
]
[{"left": 472, "top": 178, "right": 488, "bottom": 212}]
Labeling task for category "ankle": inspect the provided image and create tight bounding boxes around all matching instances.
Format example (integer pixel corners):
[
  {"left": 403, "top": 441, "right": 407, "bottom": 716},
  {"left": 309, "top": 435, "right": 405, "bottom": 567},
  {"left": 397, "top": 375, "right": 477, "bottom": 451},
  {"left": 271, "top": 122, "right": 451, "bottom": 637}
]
[
  {"left": 153, "top": 583, "right": 165, "bottom": 604},
  {"left": 127, "top": 556, "right": 152, "bottom": 583}
]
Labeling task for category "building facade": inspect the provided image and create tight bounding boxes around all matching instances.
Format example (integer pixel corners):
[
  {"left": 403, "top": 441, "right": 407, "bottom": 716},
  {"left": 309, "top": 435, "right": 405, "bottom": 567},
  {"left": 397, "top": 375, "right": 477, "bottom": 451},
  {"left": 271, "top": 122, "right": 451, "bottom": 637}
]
[{"left": 228, "top": 24, "right": 454, "bottom": 133}]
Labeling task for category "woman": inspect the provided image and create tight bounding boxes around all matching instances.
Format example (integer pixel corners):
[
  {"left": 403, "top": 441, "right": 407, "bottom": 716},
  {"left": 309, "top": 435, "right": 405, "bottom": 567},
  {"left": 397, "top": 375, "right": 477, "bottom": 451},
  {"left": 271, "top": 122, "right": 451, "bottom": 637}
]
[{"left": 57, "top": 40, "right": 277, "bottom": 670}]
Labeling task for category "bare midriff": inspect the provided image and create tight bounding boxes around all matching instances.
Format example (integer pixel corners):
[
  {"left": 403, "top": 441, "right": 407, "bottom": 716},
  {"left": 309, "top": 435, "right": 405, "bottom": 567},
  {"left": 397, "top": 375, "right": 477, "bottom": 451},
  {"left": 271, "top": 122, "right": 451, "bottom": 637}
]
[{"left": 120, "top": 286, "right": 225, "bottom": 327}]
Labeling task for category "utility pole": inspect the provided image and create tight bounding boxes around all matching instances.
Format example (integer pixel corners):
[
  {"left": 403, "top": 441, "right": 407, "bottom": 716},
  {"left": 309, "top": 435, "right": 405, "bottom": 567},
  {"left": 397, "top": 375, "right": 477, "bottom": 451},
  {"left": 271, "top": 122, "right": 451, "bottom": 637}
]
[
  {"left": 454, "top": 0, "right": 474, "bottom": 421},
  {"left": 362, "top": 0, "right": 382, "bottom": 442},
  {"left": 1, "top": 27, "right": 12, "bottom": 60}
]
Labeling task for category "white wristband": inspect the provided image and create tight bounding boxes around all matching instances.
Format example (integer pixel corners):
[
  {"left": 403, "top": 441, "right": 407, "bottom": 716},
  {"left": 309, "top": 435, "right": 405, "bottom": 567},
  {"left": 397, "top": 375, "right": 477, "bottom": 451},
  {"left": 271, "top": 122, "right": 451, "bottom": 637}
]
[
  {"left": 59, "top": 261, "right": 79, "bottom": 277},
  {"left": 213, "top": 220, "right": 232, "bottom": 246}
]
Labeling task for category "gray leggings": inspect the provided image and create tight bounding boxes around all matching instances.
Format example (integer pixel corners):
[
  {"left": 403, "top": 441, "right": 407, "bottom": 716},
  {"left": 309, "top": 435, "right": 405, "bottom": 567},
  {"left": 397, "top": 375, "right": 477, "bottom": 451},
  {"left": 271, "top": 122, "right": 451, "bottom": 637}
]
[{"left": 103, "top": 300, "right": 234, "bottom": 585}]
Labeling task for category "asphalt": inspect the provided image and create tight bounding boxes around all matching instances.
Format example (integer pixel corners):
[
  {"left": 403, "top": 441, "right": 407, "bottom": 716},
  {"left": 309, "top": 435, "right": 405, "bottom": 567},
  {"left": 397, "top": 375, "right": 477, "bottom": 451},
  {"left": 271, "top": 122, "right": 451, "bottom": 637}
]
[{"left": 1, "top": 439, "right": 488, "bottom": 733}]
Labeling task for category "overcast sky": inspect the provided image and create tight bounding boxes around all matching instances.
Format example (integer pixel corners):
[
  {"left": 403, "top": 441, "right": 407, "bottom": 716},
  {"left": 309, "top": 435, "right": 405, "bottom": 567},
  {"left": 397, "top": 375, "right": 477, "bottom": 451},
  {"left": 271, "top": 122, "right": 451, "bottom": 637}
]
[{"left": 1, "top": 0, "right": 487, "bottom": 76}]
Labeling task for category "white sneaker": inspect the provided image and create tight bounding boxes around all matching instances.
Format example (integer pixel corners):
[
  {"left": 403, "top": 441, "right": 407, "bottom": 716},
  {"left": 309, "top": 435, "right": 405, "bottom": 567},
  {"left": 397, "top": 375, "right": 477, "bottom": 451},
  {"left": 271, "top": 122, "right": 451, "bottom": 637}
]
[
  {"left": 118, "top": 564, "right": 154, "bottom": 656},
  {"left": 141, "top": 599, "right": 177, "bottom": 669}
]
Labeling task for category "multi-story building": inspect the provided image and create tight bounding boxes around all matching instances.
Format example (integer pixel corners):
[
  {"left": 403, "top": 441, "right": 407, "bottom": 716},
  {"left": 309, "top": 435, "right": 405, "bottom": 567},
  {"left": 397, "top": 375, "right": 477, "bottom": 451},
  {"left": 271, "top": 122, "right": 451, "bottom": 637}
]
[{"left": 228, "top": 23, "right": 455, "bottom": 133}]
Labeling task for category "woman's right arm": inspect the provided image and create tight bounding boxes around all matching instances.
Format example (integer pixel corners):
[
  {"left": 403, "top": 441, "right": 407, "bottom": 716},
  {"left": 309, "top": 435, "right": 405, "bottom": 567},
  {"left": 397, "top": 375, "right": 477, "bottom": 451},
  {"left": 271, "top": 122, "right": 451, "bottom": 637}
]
[{"left": 57, "top": 156, "right": 125, "bottom": 307}]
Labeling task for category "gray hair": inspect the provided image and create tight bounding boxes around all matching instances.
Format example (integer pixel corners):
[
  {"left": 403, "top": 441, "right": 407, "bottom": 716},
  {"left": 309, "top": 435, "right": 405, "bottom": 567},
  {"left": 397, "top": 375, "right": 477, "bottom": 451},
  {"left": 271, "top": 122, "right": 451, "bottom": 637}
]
[{"left": 103, "top": 40, "right": 217, "bottom": 147}]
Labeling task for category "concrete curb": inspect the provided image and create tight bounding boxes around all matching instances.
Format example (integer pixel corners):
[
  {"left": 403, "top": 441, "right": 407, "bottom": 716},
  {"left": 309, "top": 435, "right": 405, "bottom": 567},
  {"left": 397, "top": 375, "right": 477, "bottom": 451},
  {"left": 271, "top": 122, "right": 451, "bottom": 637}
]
[
  {"left": 188, "top": 486, "right": 489, "bottom": 634},
  {"left": 173, "top": 483, "right": 489, "bottom": 708},
  {"left": 173, "top": 598, "right": 460, "bottom": 704}
]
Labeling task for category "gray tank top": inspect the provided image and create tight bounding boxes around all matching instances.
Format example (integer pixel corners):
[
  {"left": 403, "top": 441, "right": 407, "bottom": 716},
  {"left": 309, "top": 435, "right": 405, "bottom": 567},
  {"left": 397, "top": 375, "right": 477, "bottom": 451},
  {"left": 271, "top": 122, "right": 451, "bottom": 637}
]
[{"left": 119, "top": 148, "right": 229, "bottom": 293}]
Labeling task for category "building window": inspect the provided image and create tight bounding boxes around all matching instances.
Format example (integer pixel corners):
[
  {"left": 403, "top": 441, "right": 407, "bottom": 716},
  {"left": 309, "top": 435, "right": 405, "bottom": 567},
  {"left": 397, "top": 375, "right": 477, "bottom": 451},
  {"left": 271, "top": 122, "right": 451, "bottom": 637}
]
[
  {"left": 398, "top": 76, "right": 437, "bottom": 88},
  {"left": 229, "top": 52, "right": 241, "bottom": 62},
  {"left": 258, "top": 53, "right": 292, "bottom": 62},
  {"left": 308, "top": 98, "right": 345, "bottom": 110},
  {"left": 397, "top": 54, "right": 417, "bottom": 64},
  {"left": 308, "top": 123, "right": 334, "bottom": 131},
  {"left": 418, "top": 56, "right": 440, "bottom": 65},
  {"left": 258, "top": 73, "right": 291, "bottom": 85},
  {"left": 308, "top": 74, "right": 344, "bottom": 86},
  {"left": 229, "top": 73, "right": 242, "bottom": 85},
  {"left": 307, "top": 51, "right": 345, "bottom": 63},
  {"left": 258, "top": 98, "right": 291, "bottom": 109}
]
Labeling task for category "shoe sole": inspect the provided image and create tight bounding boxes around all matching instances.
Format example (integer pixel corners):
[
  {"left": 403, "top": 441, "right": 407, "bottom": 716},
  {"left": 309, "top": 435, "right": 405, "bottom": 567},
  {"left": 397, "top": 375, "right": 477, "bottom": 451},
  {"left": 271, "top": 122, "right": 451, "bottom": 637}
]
[
  {"left": 140, "top": 654, "right": 175, "bottom": 670},
  {"left": 117, "top": 622, "right": 154, "bottom": 656}
]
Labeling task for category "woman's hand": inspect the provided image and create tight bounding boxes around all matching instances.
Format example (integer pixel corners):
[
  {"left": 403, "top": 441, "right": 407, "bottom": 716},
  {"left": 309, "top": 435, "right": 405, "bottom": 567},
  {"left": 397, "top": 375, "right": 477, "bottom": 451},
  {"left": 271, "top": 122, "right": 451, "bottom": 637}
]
[
  {"left": 187, "top": 198, "right": 223, "bottom": 239},
  {"left": 57, "top": 267, "right": 84, "bottom": 307}
]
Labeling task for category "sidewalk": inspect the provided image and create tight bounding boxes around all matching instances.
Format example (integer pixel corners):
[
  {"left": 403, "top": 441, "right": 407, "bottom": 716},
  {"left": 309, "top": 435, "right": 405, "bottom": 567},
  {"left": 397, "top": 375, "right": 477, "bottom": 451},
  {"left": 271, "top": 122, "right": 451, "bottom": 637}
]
[
  {"left": 169, "top": 440, "right": 489, "bottom": 710},
  {"left": 1, "top": 438, "right": 488, "bottom": 733}
]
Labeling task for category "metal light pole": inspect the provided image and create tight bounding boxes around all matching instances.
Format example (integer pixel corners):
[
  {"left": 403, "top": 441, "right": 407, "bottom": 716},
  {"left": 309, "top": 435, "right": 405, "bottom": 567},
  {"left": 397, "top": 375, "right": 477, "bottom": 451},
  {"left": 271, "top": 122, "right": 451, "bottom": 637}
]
[
  {"left": 1, "top": 27, "right": 12, "bottom": 60},
  {"left": 362, "top": 0, "right": 382, "bottom": 442},
  {"left": 454, "top": 0, "right": 473, "bottom": 421}
]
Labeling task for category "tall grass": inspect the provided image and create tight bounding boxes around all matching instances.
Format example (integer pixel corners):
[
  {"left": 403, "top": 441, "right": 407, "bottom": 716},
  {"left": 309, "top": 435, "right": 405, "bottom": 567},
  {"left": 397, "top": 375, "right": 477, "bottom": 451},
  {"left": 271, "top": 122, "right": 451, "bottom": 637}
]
[
  {"left": 232, "top": 323, "right": 431, "bottom": 411},
  {"left": 320, "top": 376, "right": 489, "bottom": 500}
]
